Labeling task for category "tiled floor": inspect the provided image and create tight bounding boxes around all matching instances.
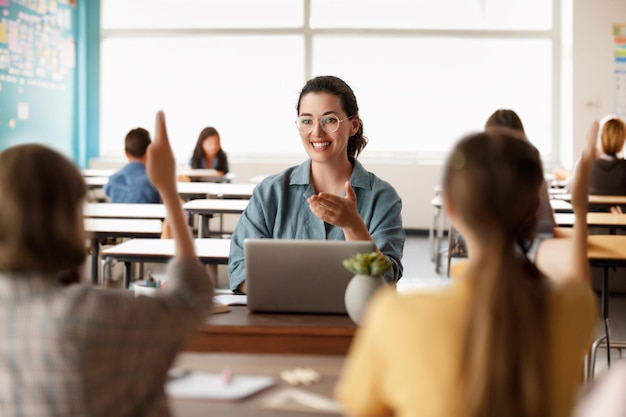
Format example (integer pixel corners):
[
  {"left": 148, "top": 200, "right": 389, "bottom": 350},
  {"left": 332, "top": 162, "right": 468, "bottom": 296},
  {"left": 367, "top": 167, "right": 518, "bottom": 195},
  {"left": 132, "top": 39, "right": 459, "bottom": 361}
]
[{"left": 402, "top": 233, "right": 626, "bottom": 379}]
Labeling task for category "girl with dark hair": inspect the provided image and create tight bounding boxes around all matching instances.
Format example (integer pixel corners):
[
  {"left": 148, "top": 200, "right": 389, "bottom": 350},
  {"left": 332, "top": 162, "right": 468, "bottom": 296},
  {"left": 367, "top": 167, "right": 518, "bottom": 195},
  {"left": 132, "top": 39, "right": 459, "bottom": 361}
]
[
  {"left": 228, "top": 75, "right": 405, "bottom": 293},
  {"left": 336, "top": 122, "right": 598, "bottom": 417},
  {"left": 190, "top": 126, "right": 229, "bottom": 175}
]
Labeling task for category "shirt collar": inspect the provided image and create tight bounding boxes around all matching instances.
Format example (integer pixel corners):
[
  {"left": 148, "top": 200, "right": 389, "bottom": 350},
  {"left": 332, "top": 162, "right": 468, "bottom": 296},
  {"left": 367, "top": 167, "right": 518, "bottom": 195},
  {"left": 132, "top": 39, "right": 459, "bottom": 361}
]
[{"left": 289, "top": 157, "right": 372, "bottom": 190}]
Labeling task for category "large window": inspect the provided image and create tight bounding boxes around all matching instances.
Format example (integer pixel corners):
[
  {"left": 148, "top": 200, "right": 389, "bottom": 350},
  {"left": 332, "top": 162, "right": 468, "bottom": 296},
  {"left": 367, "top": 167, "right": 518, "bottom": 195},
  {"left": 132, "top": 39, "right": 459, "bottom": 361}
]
[{"left": 100, "top": 0, "right": 562, "bottom": 162}]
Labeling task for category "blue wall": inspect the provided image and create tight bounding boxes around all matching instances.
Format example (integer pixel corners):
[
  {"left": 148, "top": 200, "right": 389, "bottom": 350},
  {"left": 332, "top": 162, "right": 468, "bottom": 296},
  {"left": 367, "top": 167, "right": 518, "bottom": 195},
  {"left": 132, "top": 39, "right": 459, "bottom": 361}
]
[{"left": 0, "top": 0, "right": 99, "bottom": 167}]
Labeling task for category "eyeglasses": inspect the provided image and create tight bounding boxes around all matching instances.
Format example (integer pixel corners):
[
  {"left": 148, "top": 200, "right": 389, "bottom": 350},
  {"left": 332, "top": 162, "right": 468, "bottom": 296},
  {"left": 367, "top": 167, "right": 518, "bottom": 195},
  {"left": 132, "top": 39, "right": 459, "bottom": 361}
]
[{"left": 295, "top": 115, "right": 347, "bottom": 134}]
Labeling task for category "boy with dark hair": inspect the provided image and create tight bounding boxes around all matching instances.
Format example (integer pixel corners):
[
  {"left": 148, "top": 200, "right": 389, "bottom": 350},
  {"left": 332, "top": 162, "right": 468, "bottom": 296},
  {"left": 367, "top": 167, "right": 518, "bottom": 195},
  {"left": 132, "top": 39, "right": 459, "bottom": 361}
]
[{"left": 104, "top": 127, "right": 160, "bottom": 203}]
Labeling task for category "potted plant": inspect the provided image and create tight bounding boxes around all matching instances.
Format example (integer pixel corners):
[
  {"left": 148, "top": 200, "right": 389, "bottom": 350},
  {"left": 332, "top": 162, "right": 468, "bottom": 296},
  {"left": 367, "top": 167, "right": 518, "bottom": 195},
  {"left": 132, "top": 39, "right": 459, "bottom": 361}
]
[{"left": 343, "top": 252, "right": 393, "bottom": 324}]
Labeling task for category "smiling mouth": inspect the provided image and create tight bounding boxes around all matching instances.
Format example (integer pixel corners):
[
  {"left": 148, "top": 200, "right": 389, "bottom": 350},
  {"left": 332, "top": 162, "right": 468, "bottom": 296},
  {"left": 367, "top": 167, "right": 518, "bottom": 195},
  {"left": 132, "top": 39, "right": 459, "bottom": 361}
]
[{"left": 312, "top": 141, "right": 331, "bottom": 149}]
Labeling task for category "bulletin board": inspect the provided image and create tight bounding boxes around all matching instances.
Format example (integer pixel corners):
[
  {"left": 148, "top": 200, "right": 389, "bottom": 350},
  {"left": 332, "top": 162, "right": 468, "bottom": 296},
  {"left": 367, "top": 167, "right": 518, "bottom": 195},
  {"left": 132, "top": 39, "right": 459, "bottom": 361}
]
[
  {"left": 614, "top": 23, "right": 626, "bottom": 119},
  {"left": 0, "top": 0, "right": 77, "bottom": 154}
]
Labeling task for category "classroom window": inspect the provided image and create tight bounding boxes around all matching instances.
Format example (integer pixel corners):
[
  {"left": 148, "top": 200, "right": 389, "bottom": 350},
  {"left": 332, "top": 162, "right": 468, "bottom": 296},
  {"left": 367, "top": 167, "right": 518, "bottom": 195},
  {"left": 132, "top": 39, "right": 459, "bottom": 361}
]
[{"left": 99, "top": 0, "right": 561, "bottom": 160}]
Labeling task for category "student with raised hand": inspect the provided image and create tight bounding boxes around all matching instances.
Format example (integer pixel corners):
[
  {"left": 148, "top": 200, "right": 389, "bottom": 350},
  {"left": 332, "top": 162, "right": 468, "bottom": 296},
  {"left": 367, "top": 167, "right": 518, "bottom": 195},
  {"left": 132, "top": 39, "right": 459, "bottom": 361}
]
[
  {"left": 228, "top": 75, "right": 405, "bottom": 293},
  {"left": 0, "top": 111, "right": 213, "bottom": 417},
  {"left": 335, "top": 122, "right": 599, "bottom": 417},
  {"left": 105, "top": 127, "right": 160, "bottom": 203}
]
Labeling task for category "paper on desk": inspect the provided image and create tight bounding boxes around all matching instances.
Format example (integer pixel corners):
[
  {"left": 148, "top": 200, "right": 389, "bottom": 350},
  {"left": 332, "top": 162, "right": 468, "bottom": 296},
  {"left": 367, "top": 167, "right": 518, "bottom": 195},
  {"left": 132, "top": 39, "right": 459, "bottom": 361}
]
[
  {"left": 262, "top": 387, "right": 343, "bottom": 414},
  {"left": 214, "top": 294, "right": 247, "bottom": 306},
  {"left": 166, "top": 372, "right": 276, "bottom": 400}
]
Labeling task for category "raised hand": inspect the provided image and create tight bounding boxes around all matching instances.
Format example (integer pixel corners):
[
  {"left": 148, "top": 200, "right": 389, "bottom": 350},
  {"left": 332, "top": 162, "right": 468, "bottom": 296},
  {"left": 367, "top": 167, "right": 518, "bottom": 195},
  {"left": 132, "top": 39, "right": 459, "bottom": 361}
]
[
  {"left": 147, "top": 111, "right": 195, "bottom": 259},
  {"left": 147, "top": 111, "right": 176, "bottom": 196},
  {"left": 571, "top": 120, "right": 599, "bottom": 214}
]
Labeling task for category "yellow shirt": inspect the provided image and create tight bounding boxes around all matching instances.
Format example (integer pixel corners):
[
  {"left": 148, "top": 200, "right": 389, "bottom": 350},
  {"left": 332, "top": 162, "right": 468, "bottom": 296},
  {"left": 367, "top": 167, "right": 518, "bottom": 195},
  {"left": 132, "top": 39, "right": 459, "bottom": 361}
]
[{"left": 335, "top": 279, "right": 596, "bottom": 417}]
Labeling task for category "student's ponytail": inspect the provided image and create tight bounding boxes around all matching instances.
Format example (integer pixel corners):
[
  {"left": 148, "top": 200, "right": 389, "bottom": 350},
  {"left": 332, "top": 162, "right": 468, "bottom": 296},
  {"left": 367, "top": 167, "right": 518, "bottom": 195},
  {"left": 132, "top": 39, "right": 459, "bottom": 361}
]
[{"left": 444, "top": 131, "right": 548, "bottom": 417}]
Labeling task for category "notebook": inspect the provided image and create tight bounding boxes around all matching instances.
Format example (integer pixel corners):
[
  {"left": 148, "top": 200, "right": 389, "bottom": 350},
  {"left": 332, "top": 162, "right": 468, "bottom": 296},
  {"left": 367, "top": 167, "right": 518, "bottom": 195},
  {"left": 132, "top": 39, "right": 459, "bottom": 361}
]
[{"left": 245, "top": 238, "right": 376, "bottom": 314}]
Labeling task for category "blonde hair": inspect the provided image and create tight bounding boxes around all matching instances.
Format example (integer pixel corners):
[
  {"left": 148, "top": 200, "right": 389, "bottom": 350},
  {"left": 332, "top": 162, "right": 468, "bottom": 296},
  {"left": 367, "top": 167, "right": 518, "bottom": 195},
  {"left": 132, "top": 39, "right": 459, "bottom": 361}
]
[
  {"left": 444, "top": 129, "right": 548, "bottom": 417},
  {"left": 601, "top": 117, "right": 626, "bottom": 156},
  {"left": 0, "top": 144, "right": 87, "bottom": 274}
]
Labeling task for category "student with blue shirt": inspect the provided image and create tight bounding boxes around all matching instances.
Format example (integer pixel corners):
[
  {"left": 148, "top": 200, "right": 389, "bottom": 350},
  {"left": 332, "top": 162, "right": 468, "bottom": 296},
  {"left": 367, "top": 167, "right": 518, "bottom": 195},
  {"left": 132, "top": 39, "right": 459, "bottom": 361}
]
[
  {"left": 228, "top": 75, "right": 405, "bottom": 293},
  {"left": 104, "top": 127, "right": 160, "bottom": 203}
]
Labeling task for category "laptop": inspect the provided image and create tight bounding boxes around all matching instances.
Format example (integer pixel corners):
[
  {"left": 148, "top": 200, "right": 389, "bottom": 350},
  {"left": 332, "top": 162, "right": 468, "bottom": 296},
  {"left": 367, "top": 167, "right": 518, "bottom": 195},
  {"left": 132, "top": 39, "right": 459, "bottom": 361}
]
[{"left": 245, "top": 238, "right": 376, "bottom": 314}]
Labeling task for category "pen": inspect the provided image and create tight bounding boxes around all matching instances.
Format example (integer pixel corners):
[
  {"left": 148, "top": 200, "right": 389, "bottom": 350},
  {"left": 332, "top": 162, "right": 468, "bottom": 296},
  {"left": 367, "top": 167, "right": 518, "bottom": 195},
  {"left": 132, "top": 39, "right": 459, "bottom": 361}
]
[{"left": 221, "top": 367, "right": 233, "bottom": 386}]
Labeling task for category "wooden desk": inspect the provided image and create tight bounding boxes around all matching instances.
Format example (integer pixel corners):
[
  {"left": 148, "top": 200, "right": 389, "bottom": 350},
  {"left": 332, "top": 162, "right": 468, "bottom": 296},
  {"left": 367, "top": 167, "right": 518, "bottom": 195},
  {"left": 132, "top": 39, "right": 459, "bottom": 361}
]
[
  {"left": 82, "top": 168, "right": 235, "bottom": 182},
  {"left": 84, "top": 176, "right": 109, "bottom": 189},
  {"left": 554, "top": 212, "right": 626, "bottom": 232},
  {"left": 177, "top": 182, "right": 256, "bottom": 199},
  {"left": 549, "top": 199, "right": 573, "bottom": 213},
  {"left": 177, "top": 168, "right": 236, "bottom": 183},
  {"left": 586, "top": 235, "right": 626, "bottom": 378},
  {"left": 81, "top": 168, "right": 116, "bottom": 177},
  {"left": 102, "top": 238, "right": 231, "bottom": 288},
  {"left": 550, "top": 194, "right": 626, "bottom": 207},
  {"left": 170, "top": 352, "right": 343, "bottom": 417},
  {"left": 83, "top": 202, "right": 166, "bottom": 219},
  {"left": 183, "top": 199, "right": 249, "bottom": 237},
  {"left": 83, "top": 178, "right": 255, "bottom": 200},
  {"left": 184, "top": 306, "right": 356, "bottom": 355},
  {"left": 588, "top": 195, "right": 626, "bottom": 206},
  {"left": 85, "top": 218, "right": 163, "bottom": 286}
]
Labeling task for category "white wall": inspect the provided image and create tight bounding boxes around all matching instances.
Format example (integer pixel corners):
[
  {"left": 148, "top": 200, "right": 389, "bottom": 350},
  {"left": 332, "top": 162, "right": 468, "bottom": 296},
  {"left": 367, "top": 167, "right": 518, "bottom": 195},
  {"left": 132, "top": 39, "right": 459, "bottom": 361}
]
[{"left": 572, "top": 0, "right": 626, "bottom": 159}]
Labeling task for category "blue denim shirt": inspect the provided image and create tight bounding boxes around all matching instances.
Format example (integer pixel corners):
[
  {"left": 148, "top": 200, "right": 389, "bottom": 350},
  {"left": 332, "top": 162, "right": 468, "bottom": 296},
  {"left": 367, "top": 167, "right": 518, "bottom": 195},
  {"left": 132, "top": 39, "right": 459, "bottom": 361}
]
[
  {"left": 104, "top": 162, "right": 160, "bottom": 204},
  {"left": 228, "top": 158, "right": 405, "bottom": 290}
]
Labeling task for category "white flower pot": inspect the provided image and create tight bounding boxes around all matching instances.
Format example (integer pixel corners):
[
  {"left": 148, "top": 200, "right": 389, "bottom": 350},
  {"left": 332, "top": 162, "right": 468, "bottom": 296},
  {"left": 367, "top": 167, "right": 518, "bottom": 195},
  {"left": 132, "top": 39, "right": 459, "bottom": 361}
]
[{"left": 344, "top": 274, "right": 383, "bottom": 324}]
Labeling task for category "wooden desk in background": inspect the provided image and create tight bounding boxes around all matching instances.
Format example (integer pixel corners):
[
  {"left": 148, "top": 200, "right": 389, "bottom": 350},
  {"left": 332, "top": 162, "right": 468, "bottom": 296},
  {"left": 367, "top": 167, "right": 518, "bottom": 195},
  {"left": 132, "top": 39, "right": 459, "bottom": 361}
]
[
  {"left": 549, "top": 199, "right": 573, "bottom": 213},
  {"left": 550, "top": 193, "right": 626, "bottom": 207},
  {"left": 102, "top": 238, "right": 231, "bottom": 288},
  {"left": 170, "top": 352, "right": 343, "bottom": 417},
  {"left": 177, "top": 182, "right": 256, "bottom": 199},
  {"left": 83, "top": 202, "right": 166, "bottom": 219},
  {"left": 82, "top": 168, "right": 236, "bottom": 182},
  {"left": 85, "top": 218, "right": 163, "bottom": 286},
  {"left": 586, "top": 234, "right": 626, "bottom": 378},
  {"left": 554, "top": 212, "right": 626, "bottom": 233},
  {"left": 184, "top": 306, "right": 356, "bottom": 355},
  {"left": 183, "top": 199, "right": 249, "bottom": 237}
]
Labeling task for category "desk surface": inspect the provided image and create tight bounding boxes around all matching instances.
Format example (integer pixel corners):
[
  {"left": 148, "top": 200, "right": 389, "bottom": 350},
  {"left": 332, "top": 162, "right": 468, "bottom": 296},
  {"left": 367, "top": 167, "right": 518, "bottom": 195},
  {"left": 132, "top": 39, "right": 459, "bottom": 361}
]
[
  {"left": 183, "top": 198, "right": 249, "bottom": 214},
  {"left": 170, "top": 352, "right": 343, "bottom": 417},
  {"left": 83, "top": 168, "right": 235, "bottom": 181},
  {"left": 554, "top": 212, "right": 626, "bottom": 228},
  {"left": 83, "top": 177, "right": 255, "bottom": 198},
  {"left": 549, "top": 199, "right": 573, "bottom": 212},
  {"left": 177, "top": 182, "right": 256, "bottom": 199},
  {"left": 83, "top": 203, "right": 166, "bottom": 219},
  {"left": 184, "top": 306, "right": 356, "bottom": 355},
  {"left": 588, "top": 235, "right": 626, "bottom": 261},
  {"left": 551, "top": 194, "right": 626, "bottom": 206},
  {"left": 84, "top": 218, "right": 163, "bottom": 237},
  {"left": 102, "top": 238, "right": 230, "bottom": 265}
]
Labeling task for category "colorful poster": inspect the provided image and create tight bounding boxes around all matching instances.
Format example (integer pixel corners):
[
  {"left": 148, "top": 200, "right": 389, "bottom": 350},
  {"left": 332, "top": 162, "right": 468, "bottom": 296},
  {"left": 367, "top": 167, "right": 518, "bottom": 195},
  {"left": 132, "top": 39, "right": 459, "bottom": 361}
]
[{"left": 613, "top": 24, "right": 626, "bottom": 118}]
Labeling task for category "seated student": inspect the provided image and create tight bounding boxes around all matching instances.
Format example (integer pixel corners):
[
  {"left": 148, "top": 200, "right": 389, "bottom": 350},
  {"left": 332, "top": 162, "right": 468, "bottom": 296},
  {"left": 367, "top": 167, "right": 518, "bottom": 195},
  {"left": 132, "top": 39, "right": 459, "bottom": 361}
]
[
  {"left": 0, "top": 111, "right": 214, "bottom": 417},
  {"left": 335, "top": 122, "right": 599, "bottom": 417},
  {"left": 449, "top": 109, "right": 557, "bottom": 265},
  {"left": 588, "top": 116, "right": 626, "bottom": 212},
  {"left": 227, "top": 75, "right": 405, "bottom": 293},
  {"left": 104, "top": 127, "right": 160, "bottom": 203},
  {"left": 188, "top": 126, "right": 229, "bottom": 178}
]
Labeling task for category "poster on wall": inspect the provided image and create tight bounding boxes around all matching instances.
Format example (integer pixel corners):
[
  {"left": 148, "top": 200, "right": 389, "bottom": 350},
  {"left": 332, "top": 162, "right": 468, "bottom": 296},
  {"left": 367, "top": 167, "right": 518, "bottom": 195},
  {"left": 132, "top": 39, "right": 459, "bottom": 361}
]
[
  {"left": 614, "top": 23, "right": 626, "bottom": 119},
  {"left": 0, "top": 0, "right": 77, "bottom": 152}
]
